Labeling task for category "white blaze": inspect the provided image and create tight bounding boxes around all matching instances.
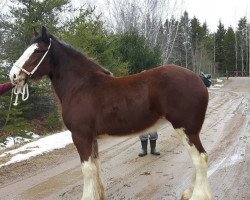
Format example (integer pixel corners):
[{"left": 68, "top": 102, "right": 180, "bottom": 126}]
[{"left": 9, "top": 43, "right": 38, "bottom": 82}]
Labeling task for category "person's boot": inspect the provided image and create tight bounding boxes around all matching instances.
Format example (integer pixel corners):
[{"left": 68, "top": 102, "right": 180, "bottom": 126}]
[
  {"left": 150, "top": 140, "right": 160, "bottom": 155},
  {"left": 138, "top": 140, "right": 148, "bottom": 157}
]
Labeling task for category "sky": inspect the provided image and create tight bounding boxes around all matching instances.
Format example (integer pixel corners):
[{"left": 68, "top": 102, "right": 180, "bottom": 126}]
[
  {"left": 72, "top": 0, "right": 250, "bottom": 32},
  {"left": 185, "top": 0, "right": 250, "bottom": 31},
  {"left": 1, "top": 0, "right": 250, "bottom": 31},
  {"left": 72, "top": 0, "right": 250, "bottom": 31}
]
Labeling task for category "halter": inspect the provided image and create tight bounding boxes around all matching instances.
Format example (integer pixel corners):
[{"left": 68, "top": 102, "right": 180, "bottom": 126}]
[
  {"left": 12, "top": 38, "right": 52, "bottom": 106},
  {"left": 13, "top": 38, "right": 52, "bottom": 77}
]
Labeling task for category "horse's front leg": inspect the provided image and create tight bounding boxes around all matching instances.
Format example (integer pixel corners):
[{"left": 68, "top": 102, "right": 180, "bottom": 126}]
[{"left": 72, "top": 133, "right": 105, "bottom": 200}]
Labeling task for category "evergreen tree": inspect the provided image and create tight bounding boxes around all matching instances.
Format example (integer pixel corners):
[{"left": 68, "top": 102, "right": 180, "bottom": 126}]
[
  {"left": 61, "top": 8, "right": 129, "bottom": 76},
  {"left": 190, "top": 17, "right": 209, "bottom": 72},
  {"left": 116, "top": 30, "right": 162, "bottom": 74},
  {"left": 0, "top": 0, "right": 70, "bottom": 64},
  {"left": 224, "top": 27, "right": 236, "bottom": 72},
  {"left": 0, "top": 0, "right": 68, "bottom": 140},
  {"left": 174, "top": 11, "right": 192, "bottom": 68},
  {"left": 236, "top": 17, "right": 248, "bottom": 75},
  {"left": 190, "top": 16, "right": 201, "bottom": 56},
  {"left": 0, "top": 67, "right": 31, "bottom": 139},
  {"left": 215, "top": 20, "right": 226, "bottom": 73}
]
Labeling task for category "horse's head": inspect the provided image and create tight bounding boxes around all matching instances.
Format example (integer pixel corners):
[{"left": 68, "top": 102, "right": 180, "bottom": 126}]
[{"left": 9, "top": 26, "right": 52, "bottom": 87}]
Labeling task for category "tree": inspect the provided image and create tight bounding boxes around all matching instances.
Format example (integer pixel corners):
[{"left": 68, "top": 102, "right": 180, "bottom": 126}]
[
  {"left": 105, "top": 0, "right": 183, "bottom": 64},
  {"left": 0, "top": 67, "right": 31, "bottom": 138},
  {"left": 0, "top": 0, "right": 68, "bottom": 140},
  {"left": 236, "top": 17, "right": 248, "bottom": 75},
  {"left": 190, "top": 16, "right": 208, "bottom": 72},
  {"left": 224, "top": 27, "right": 236, "bottom": 72},
  {"left": 0, "top": 0, "right": 70, "bottom": 65},
  {"left": 174, "top": 11, "right": 192, "bottom": 68},
  {"left": 116, "top": 30, "right": 162, "bottom": 74},
  {"left": 159, "top": 17, "right": 180, "bottom": 64},
  {"left": 61, "top": 8, "right": 128, "bottom": 76},
  {"left": 215, "top": 20, "right": 226, "bottom": 73}
]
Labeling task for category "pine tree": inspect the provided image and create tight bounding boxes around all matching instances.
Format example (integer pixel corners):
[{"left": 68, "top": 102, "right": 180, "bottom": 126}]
[
  {"left": 0, "top": 67, "right": 31, "bottom": 139},
  {"left": 174, "top": 11, "right": 192, "bottom": 68},
  {"left": 215, "top": 20, "right": 226, "bottom": 73},
  {"left": 116, "top": 30, "right": 162, "bottom": 74},
  {"left": 236, "top": 17, "right": 248, "bottom": 75},
  {"left": 224, "top": 27, "right": 236, "bottom": 72},
  {"left": 0, "top": 0, "right": 70, "bottom": 64},
  {"left": 0, "top": 0, "right": 69, "bottom": 140}
]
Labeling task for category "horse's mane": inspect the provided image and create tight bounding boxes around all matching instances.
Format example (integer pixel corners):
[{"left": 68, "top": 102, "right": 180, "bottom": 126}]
[{"left": 31, "top": 34, "right": 113, "bottom": 77}]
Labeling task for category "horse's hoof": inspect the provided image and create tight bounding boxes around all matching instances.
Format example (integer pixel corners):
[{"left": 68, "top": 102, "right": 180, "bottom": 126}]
[
  {"left": 181, "top": 187, "right": 193, "bottom": 200},
  {"left": 180, "top": 195, "right": 189, "bottom": 200}
]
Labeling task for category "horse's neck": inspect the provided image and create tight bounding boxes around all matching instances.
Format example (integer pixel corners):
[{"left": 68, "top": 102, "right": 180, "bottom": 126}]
[{"left": 49, "top": 41, "right": 108, "bottom": 102}]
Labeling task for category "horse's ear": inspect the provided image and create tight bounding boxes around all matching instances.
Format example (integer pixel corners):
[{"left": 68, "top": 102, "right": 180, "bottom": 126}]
[
  {"left": 33, "top": 27, "right": 39, "bottom": 37},
  {"left": 41, "top": 26, "right": 49, "bottom": 41}
]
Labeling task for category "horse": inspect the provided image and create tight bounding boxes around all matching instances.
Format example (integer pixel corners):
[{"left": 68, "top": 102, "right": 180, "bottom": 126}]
[{"left": 9, "top": 26, "right": 212, "bottom": 200}]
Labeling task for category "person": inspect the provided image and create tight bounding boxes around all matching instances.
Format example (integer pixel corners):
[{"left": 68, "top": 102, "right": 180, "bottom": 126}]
[
  {"left": 0, "top": 82, "right": 15, "bottom": 95},
  {"left": 138, "top": 132, "right": 160, "bottom": 157}
]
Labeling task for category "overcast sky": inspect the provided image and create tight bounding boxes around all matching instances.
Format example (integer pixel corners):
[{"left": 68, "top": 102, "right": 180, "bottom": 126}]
[
  {"left": 72, "top": 0, "right": 250, "bottom": 31},
  {"left": 185, "top": 0, "right": 250, "bottom": 31},
  {"left": 1, "top": 0, "right": 250, "bottom": 32}
]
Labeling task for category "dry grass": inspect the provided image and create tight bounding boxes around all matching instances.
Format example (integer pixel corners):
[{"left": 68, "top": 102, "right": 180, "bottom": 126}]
[{"left": 0, "top": 150, "right": 32, "bottom": 166}]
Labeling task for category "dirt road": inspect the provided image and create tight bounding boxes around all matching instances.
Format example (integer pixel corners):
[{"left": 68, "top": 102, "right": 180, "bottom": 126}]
[{"left": 0, "top": 77, "right": 249, "bottom": 200}]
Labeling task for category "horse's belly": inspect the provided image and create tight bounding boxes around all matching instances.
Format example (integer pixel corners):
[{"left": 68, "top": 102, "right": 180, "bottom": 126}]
[{"left": 102, "top": 117, "right": 168, "bottom": 137}]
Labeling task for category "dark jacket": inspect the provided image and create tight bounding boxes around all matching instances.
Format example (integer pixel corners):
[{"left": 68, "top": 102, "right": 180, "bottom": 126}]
[{"left": 0, "top": 82, "right": 14, "bottom": 95}]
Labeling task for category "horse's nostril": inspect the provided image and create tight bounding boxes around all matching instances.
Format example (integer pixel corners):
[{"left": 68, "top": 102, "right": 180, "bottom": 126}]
[{"left": 13, "top": 74, "right": 16, "bottom": 79}]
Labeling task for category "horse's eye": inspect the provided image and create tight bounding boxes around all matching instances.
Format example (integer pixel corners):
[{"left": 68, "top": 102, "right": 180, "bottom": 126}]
[
  {"left": 34, "top": 49, "right": 41, "bottom": 53},
  {"left": 34, "top": 49, "right": 47, "bottom": 53}
]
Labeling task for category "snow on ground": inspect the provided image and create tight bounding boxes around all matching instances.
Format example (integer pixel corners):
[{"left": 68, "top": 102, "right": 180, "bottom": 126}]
[
  {"left": 216, "top": 78, "right": 223, "bottom": 83},
  {"left": 0, "top": 132, "right": 40, "bottom": 150},
  {"left": 209, "top": 84, "right": 224, "bottom": 90},
  {"left": 209, "top": 78, "right": 224, "bottom": 90},
  {"left": 0, "top": 130, "right": 72, "bottom": 168}
]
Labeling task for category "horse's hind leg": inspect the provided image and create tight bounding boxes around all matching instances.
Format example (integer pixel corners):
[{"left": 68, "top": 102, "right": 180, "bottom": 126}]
[
  {"left": 175, "top": 128, "right": 212, "bottom": 200},
  {"left": 72, "top": 134, "right": 105, "bottom": 200}
]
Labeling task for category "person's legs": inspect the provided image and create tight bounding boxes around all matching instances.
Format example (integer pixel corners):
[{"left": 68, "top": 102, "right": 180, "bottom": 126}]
[
  {"left": 149, "top": 132, "right": 160, "bottom": 155},
  {"left": 138, "top": 134, "right": 148, "bottom": 157}
]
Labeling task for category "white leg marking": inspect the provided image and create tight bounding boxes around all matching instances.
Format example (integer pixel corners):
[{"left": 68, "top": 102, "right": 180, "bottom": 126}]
[
  {"left": 81, "top": 157, "right": 104, "bottom": 200},
  {"left": 176, "top": 128, "right": 212, "bottom": 200}
]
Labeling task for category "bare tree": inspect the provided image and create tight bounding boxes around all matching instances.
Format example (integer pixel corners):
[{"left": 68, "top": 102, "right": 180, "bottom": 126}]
[
  {"left": 248, "top": 22, "right": 250, "bottom": 76},
  {"left": 103, "top": 0, "right": 184, "bottom": 63}
]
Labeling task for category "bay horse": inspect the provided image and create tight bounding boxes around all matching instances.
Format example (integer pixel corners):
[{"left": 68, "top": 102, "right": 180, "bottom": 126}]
[{"left": 9, "top": 26, "right": 212, "bottom": 200}]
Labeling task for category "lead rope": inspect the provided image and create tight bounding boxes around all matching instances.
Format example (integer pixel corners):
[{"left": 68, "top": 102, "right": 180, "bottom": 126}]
[
  {"left": 13, "top": 83, "right": 29, "bottom": 106},
  {"left": 4, "top": 83, "right": 29, "bottom": 125},
  {"left": 4, "top": 88, "right": 14, "bottom": 126}
]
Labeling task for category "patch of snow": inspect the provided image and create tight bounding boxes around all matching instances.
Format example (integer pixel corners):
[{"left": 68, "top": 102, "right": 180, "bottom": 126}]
[
  {"left": 209, "top": 84, "right": 224, "bottom": 90},
  {"left": 213, "top": 84, "right": 224, "bottom": 87},
  {"left": 0, "top": 132, "right": 40, "bottom": 150},
  {"left": 26, "top": 132, "right": 40, "bottom": 138},
  {"left": 0, "top": 130, "right": 72, "bottom": 168},
  {"left": 216, "top": 79, "right": 223, "bottom": 83}
]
